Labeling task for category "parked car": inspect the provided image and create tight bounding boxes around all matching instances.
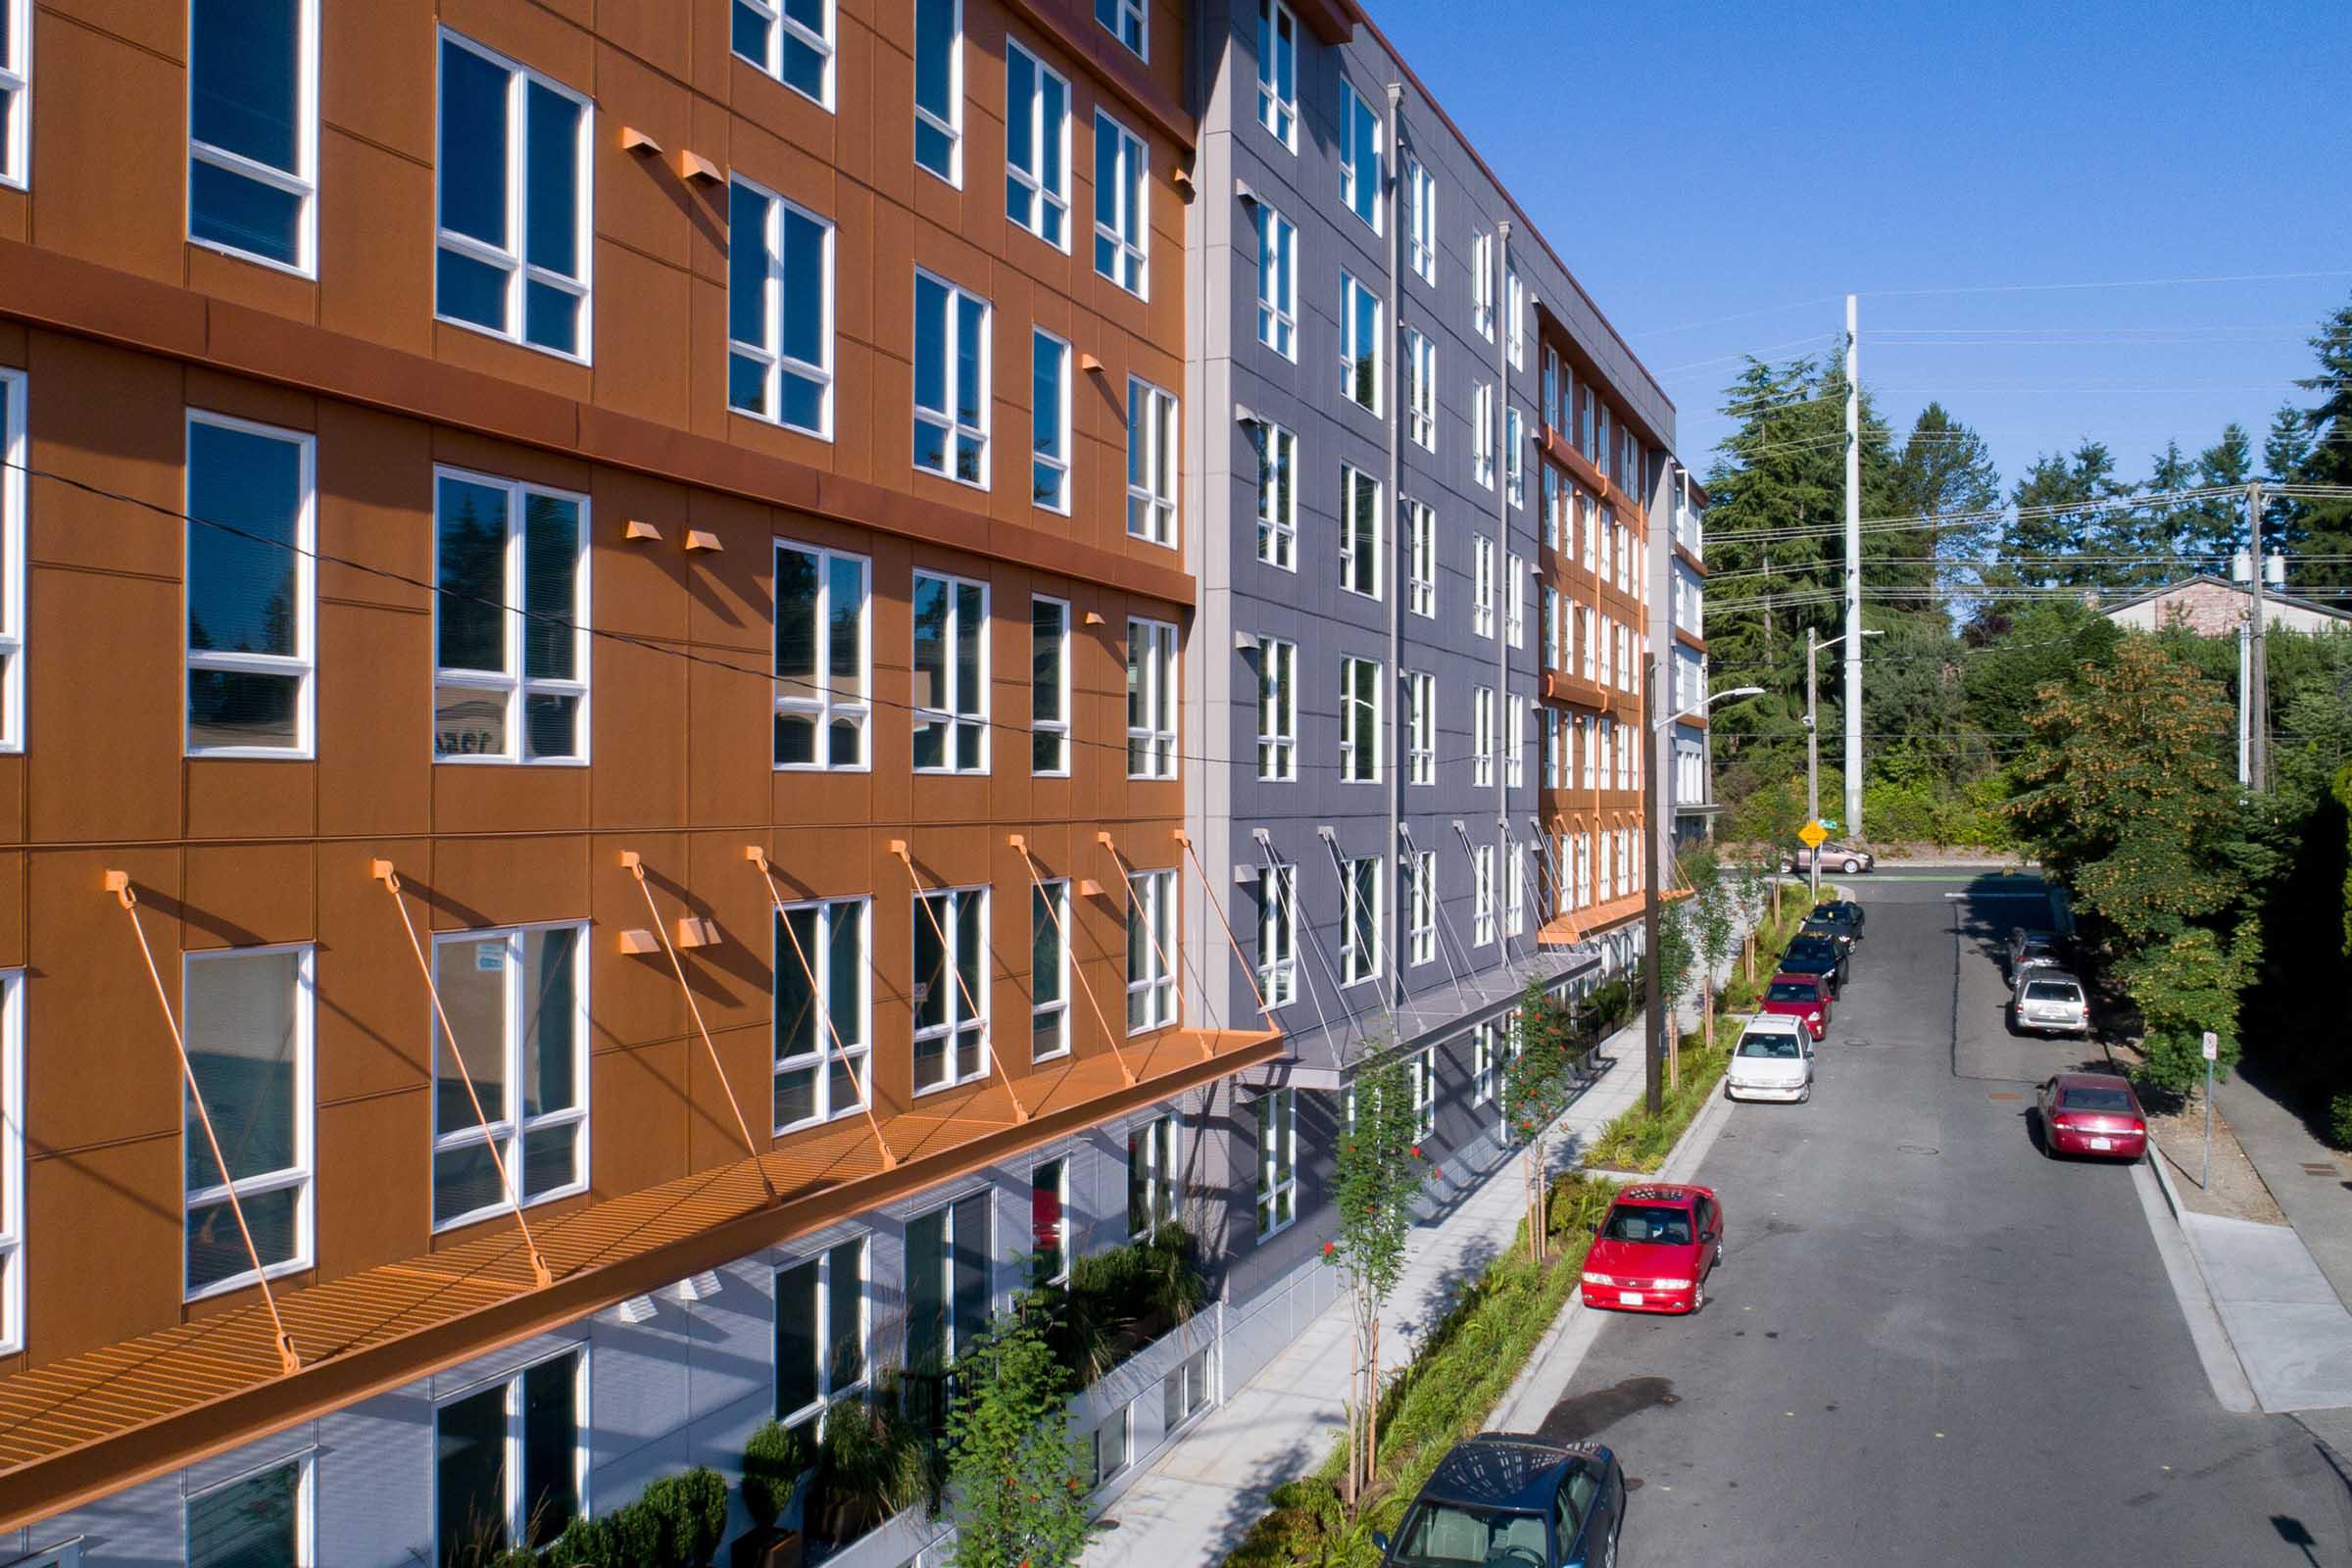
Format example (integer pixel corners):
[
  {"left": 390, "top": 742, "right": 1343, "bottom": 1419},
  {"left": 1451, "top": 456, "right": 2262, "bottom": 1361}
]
[
  {"left": 1807, "top": 902, "right": 1865, "bottom": 943},
  {"left": 1780, "top": 933, "right": 1849, "bottom": 995},
  {"left": 1582, "top": 1184, "right": 1725, "bottom": 1314},
  {"left": 1727, "top": 1015, "right": 1815, "bottom": 1102},
  {"left": 1377, "top": 1434, "right": 1627, "bottom": 1568},
  {"left": 2011, "top": 971, "right": 2090, "bottom": 1037},
  {"left": 2035, "top": 1072, "right": 2148, "bottom": 1161},
  {"left": 1780, "top": 841, "right": 1876, "bottom": 875},
  {"left": 1799, "top": 915, "right": 1857, "bottom": 956},
  {"left": 2004, "top": 928, "right": 2066, "bottom": 983},
  {"left": 1759, "top": 972, "right": 1833, "bottom": 1041}
]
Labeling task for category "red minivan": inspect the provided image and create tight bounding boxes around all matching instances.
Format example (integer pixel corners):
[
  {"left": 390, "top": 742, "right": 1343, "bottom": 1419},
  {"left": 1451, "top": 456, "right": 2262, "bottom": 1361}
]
[{"left": 1759, "top": 971, "right": 1833, "bottom": 1041}]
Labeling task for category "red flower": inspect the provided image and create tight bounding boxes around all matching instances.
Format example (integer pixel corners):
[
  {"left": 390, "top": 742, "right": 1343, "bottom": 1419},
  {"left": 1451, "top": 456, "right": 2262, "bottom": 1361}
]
[
  {"left": 1323, "top": 1241, "right": 1336, "bottom": 1255},
  {"left": 1431, "top": 1167, "right": 1443, "bottom": 1180},
  {"left": 1410, "top": 1145, "right": 1423, "bottom": 1158}
]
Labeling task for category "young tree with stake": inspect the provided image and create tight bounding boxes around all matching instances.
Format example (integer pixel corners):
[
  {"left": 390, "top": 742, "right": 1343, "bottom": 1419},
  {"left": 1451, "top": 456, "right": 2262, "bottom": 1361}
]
[{"left": 1324, "top": 1050, "right": 1428, "bottom": 1508}]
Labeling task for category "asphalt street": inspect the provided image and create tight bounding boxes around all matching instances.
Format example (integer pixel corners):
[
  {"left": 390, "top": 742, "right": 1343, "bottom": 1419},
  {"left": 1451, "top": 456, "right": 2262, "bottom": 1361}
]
[{"left": 1535, "top": 870, "right": 2352, "bottom": 1566}]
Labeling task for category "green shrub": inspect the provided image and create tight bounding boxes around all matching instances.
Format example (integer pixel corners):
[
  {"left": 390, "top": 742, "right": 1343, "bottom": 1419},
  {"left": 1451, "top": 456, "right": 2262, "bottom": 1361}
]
[
  {"left": 742, "top": 1419, "right": 813, "bottom": 1529},
  {"left": 641, "top": 1468, "right": 730, "bottom": 1566},
  {"left": 2329, "top": 1093, "right": 2352, "bottom": 1152},
  {"left": 1052, "top": 1224, "right": 1205, "bottom": 1381}
]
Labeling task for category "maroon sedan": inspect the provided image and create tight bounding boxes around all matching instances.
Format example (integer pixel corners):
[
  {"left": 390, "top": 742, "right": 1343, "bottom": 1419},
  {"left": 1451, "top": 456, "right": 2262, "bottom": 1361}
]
[
  {"left": 2036, "top": 1072, "right": 2148, "bottom": 1161},
  {"left": 1759, "top": 971, "right": 1833, "bottom": 1041}
]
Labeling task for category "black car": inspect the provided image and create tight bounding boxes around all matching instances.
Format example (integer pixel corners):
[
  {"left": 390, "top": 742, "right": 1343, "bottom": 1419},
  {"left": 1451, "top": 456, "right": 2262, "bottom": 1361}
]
[
  {"left": 1378, "top": 1434, "right": 1627, "bottom": 1568},
  {"left": 1808, "top": 902, "right": 1865, "bottom": 940},
  {"left": 1780, "top": 934, "right": 1848, "bottom": 994},
  {"left": 1798, "top": 916, "right": 1856, "bottom": 956}
]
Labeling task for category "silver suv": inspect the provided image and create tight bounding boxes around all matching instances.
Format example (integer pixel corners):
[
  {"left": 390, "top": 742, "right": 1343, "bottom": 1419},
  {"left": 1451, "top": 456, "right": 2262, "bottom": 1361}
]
[{"left": 2011, "top": 971, "right": 2089, "bottom": 1037}]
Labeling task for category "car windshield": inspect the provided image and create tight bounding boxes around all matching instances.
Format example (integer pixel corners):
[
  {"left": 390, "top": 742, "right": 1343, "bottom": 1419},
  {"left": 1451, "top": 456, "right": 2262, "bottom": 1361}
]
[
  {"left": 1740, "top": 1033, "right": 1802, "bottom": 1058},
  {"left": 2024, "top": 981, "right": 2082, "bottom": 1003},
  {"left": 2061, "top": 1086, "right": 2135, "bottom": 1112},
  {"left": 1391, "top": 1500, "right": 1549, "bottom": 1566},
  {"left": 1765, "top": 982, "right": 1818, "bottom": 1003},
  {"left": 1602, "top": 1203, "right": 1692, "bottom": 1245},
  {"left": 1786, "top": 940, "right": 1836, "bottom": 959},
  {"left": 1809, "top": 906, "right": 1851, "bottom": 923}
]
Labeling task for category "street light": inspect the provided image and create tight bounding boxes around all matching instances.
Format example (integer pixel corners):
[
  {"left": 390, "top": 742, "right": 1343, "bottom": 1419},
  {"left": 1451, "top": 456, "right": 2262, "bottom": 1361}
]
[
  {"left": 1654, "top": 684, "right": 1765, "bottom": 733},
  {"left": 1805, "top": 627, "right": 1882, "bottom": 900}
]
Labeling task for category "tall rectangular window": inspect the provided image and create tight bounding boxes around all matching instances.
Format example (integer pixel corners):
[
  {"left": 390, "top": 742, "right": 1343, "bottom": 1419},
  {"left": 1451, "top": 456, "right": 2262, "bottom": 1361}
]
[
  {"left": 1094, "top": 110, "right": 1148, "bottom": 296},
  {"left": 1581, "top": 382, "right": 1596, "bottom": 460},
  {"left": 1542, "top": 585, "right": 1559, "bottom": 669},
  {"left": 1257, "top": 863, "right": 1297, "bottom": 1005},
  {"left": 1254, "top": 202, "right": 1297, "bottom": 359},
  {"left": 1257, "top": 636, "right": 1297, "bottom": 782},
  {"left": 1031, "top": 328, "right": 1071, "bottom": 512},
  {"left": 436, "top": 32, "right": 590, "bottom": 359},
  {"left": 1543, "top": 708, "right": 1559, "bottom": 789},
  {"left": 1005, "top": 42, "right": 1070, "bottom": 248},
  {"left": 773, "top": 541, "right": 869, "bottom": 769},
  {"left": 1126, "top": 869, "right": 1177, "bottom": 1033},
  {"left": 1543, "top": 348, "right": 1560, "bottom": 431},
  {"left": 182, "top": 947, "right": 312, "bottom": 1298},
  {"left": 1472, "top": 1021, "right": 1496, "bottom": 1106},
  {"left": 1031, "top": 1159, "right": 1069, "bottom": 1280},
  {"left": 1254, "top": 420, "right": 1297, "bottom": 569},
  {"left": 1339, "top": 656, "right": 1381, "bottom": 784},
  {"left": 1472, "top": 534, "right": 1495, "bottom": 639},
  {"left": 1127, "top": 1112, "right": 1177, "bottom": 1236},
  {"left": 1470, "top": 231, "right": 1494, "bottom": 341},
  {"left": 1340, "top": 465, "right": 1381, "bottom": 600},
  {"left": 1506, "top": 842, "right": 1527, "bottom": 936},
  {"left": 1473, "top": 844, "right": 1495, "bottom": 946},
  {"left": 1408, "top": 1048, "right": 1435, "bottom": 1141},
  {"left": 732, "top": 0, "right": 834, "bottom": 106},
  {"left": 1405, "top": 329, "right": 1437, "bottom": 451},
  {"left": 189, "top": 1454, "right": 309, "bottom": 1568},
  {"left": 433, "top": 470, "right": 588, "bottom": 763},
  {"left": 1255, "top": 0, "right": 1296, "bottom": 149},
  {"left": 1096, "top": 0, "right": 1146, "bottom": 56},
  {"left": 1472, "top": 382, "right": 1494, "bottom": 489},
  {"left": 1507, "top": 694, "right": 1527, "bottom": 788},
  {"left": 729, "top": 177, "right": 835, "bottom": 436},
  {"left": 913, "top": 0, "right": 961, "bottom": 183},
  {"left": 1404, "top": 499, "right": 1436, "bottom": 618},
  {"left": 1126, "top": 378, "right": 1179, "bottom": 546},
  {"left": 1505, "top": 406, "right": 1526, "bottom": 509},
  {"left": 772, "top": 897, "right": 868, "bottom": 1131},
  {"left": 1031, "top": 596, "right": 1070, "bottom": 774},
  {"left": 1506, "top": 269, "right": 1526, "bottom": 368},
  {"left": 1032, "top": 880, "right": 1070, "bottom": 1060},
  {"left": 776, "top": 1238, "right": 866, "bottom": 1427},
  {"left": 0, "top": 0, "right": 24, "bottom": 189},
  {"left": 906, "top": 1190, "right": 992, "bottom": 1375},
  {"left": 1472, "top": 684, "right": 1494, "bottom": 788},
  {"left": 431, "top": 925, "right": 587, "bottom": 1231},
  {"left": 912, "top": 571, "right": 988, "bottom": 773},
  {"left": 913, "top": 887, "right": 989, "bottom": 1092},
  {"left": 0, "top": 370, "right": 20, "bottom": 751},
  {"left": 913, "top": 270, "right": 990, "bottom": 485},
  {"left": 189, "top": 0, "right": 317, "bottom": 271},
  {"left": 435, "top": 1348, "right": 584, "bottom": 1563},
  {"left": 1339, "top": 83, "right": 1381, "bottom": 233},
  {"left": 1405, "top": 156, "right": 1437, "bottom": 284},
  {"left": 1340, "top": 272, "right": 1382, "bottom": 414},
  {"left": 1404, "top": 670, "right": 1434, "bottom": 786},
  {"left": 1255, "top": 1088, "right": 1297, "bottom": 1238},
  {"left": 1342, "top": 855, "right": 1382, "bottom": 986},
  {"left": 186, "top": 413, "right": 315, "bottom": 758},
  {"left": 1126, "top": 616, "right": 1178, "bottom": 779},
  {"left": 1505, "top": 552, "right": 1526, "bottom": 648},
  {"left": 0, "top": 973, "right": 17, "bottom": 1352},
  {"left": 1406, "top": 849, "right": 1435, "bottom": 966}
]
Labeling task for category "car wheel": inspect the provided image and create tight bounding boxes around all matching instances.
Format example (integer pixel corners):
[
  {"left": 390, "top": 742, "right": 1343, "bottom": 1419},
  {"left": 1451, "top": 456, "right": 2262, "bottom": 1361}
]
[
  {"left": 1691, "top": 1278, "right": 1705, "bottom": 1313},
  {"left": 1781, "top": 858, "right": 1794, "bottom": 873},
  {"left": 1799, "top": 1083, "right": 1812, "bottom": 1103},
  {"left": 1714, "top": 1241, "right": 1726, "bottom": 1267},
  {"left": 1843, "top": 858, "right": 1862, "bottom": 874}
]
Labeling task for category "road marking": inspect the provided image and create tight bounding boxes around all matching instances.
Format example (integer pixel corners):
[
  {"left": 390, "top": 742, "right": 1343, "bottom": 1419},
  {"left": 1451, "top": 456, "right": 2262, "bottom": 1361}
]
[{"left": 1940, "top": 890, "right": 2048, "bottom": 900}]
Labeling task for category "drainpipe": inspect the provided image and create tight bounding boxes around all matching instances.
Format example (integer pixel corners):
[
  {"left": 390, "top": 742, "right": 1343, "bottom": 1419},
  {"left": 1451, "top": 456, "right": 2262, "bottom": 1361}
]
[
  {"left": 1493, "top": 221, "right": 1512, "bottom": 975},
  {"left": 1385, "top": 82, "right": 1404, "bottom": 1025}
]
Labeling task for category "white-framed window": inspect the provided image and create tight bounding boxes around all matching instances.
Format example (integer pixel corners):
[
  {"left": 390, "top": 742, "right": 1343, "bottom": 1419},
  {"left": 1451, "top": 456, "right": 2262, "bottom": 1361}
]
[
  {"left": 911, "top": 570, "right": 988, "bottom": 772},
  {"left": 1405, "top": 155, "right": 1437, "bottom": 284},
  {"left": 1506, "top": 269, "right": 1526, "bottom": 369},
  {"left": 1031, "top": 596, "right": 1070, "bottom": 775},
  {"left": 1504, "top": 552, "right": 1526, "bottom": 649},
  {"left": 1507, "top": 694, "right": 1527, "bottom": 789},
  {"left": 432, "top": 469, "right": 589, "bottom": 763},
  {"left": 1580, "top": 382, "right": 1596, "bottom": 460},
  {"left": 913, "top": 269, "right": 991, "bottom": 485},
  {"left": 1543, "top": 708, "right": 1558, "bottom": 789},
  {"left": 1126, "top": 378, "right": 1179, "bottom": 547},
  {"left": 1032, "top": 880, "right": 1071, "bottom": 1060},
  {"left": 1339, "top": 655, "right": 1381, "bottom": 784},
  {"left": 188, "top": 1450, "right": 312, "bottom": 1568},
  {"left": 189, "top": 0, "right": 318, "bottom": 273},
  {"left": 773, "top": 540, "right": 870, "bottom": 769},
  {"left": 1340, "top": 464, "right": 1381, "bottom": 600},
  {"left": 1472, "top": 685, "right": 1494, "bottom": 788},
  {"left": 913, "top": 886, "right": 989, "bottom": 1092},
  {"left": 1094, "top": 110, "right": 1149, "bottom": 296},
  {"left": 1127, "top": 616, "right": 1179, "bottom": 779},
  {"left": 1339, "top": 81, "right": 1381, "bottom": 233},
  {"left": 775, "top": 1236, "right": 866, "bottom": 1427},
  {"left": 1408, "top": 1047, "right": 1435, "bottom": 1142},
  {"left": 1474, "top": 1021, "right": 1502, "bottom": 1108},
  {"left": 1254, "top": 419, "right": 1297, "bottom": 569},
  {"left": 732, "top": 0, "right": 834, "bottom": 106},
  {"left": 1096, "top": 0, "right": 1147, "bottom": 57},
  {"left": 1257, "top": 636, "right": 1297, "bottom": 782},
  {"left": 185, "top": 412, "right": 315, "bottom": 759},
  {"left": 0, "top": 370, "right": 19, "bottom": 752},
  {"left": 1005, "top": 41, "right": 1071, "bottom": 248},
  {"left": 729, "top": 177, "right": 835, "bottom": 437},
  {"left": 1506, "top": 842, "right": 1527, "bottom": 936},
  {"left": 1031, "top": 1158, "right": 1070, "bottom": 1280},
  {"left": 1582, "top": 492, "right": 1599, "bottom": 571},
  {"left": 772, "top": 897, "right": 869, "bottom": 1131},
  {"left": 1543, "top": 347, "right": 1561, "bottom": 430},
  {"left": 430, "top": 924, "right": 588, "bottom": 1231},
  {"left": 1127, "top": 1111, "right": 1179, "bottom": 1235},
  {"left": 1542, "top": 585, "right": 1560, "bottom": 670},
  {"left": 1580, "top": 711, "right": 1595, "bottom": 787},
  {"left": 1472, "top": 382, "right": 1495, "bottom": 489},
  {"left": 1544, "top": 466, "right": 1563, "bottom": 554},
  {"left": 1255, "top": 0, "right": 1297, "bottom": 149},
  {"left": 1597, "top": 403, "right": 1611, "bottom": 475},
  {"left": 0, "top": 974, "right": 20, "bottom": 1353},
  {"left": 1505, "top": 406, "right": 1526, "bottom": 509},
  {"left": 1094, "top": 1403, "right": 1134, "bottom": 1487},
  {"left": 1470, "top": 230, "right": 1494, "bottom": 341},
  {"left": 1340, "top": 272, "right": 1383, "bottom": 415},
  {"left": 182, "top": 946, "right": 313, "bottom": 1300},
  {"left": 1405, "top": 670, "right": 1435, "bottom": 786},
  {"left": 1255, "top": 1088, "right": 1297, "bottom": 1238},
  {"left": 1405, "top": 328, "right": 1437, "bottom": 451},
  {"left": 1576, "top": 831, "right": 1592, "bottom": 908},
  {"left": 1254, "top": 201, "right": 1298, "bottom": 359},
  {"left": 1405, "top": 499, "right": 1436, "bottom": 618},
  {"left": 1257, "top": 862, "right": 1298, "bottom": 1005},
  {"left": 435, "top": 1347, "right": 586, "bottom": 1562},
  {"left": 1407, "top": 849, "right": 1435, "bottom": 966},
  {"left": 1342, "top": 854, "right": 1383, "bottom": 986},
  {"left": 435, "top": 31, "right": 590, "bottom": 359},
  {"left": 1580, "top": 607, "right": 1596, "bottom": 681},
  {"left": 913, "top": 0, "right": 961, "bottom": 183},
  {"left": 1473, "top": 844, "right": 1495, "bottom": 946},
  {"left": 1126, "top": 868, "right": 1178, "bottom": 1033},
  {"left": 1031, "top": 328, "right": 1072, "bottom": 512},
  {"left": 906, "top": 1188, "right": 994, "bottom": 1368},
  {"left": 1472, "top": 534, "right": 1495, "bottom": 640},
  {"left": 0, "top": 0, "right": 25, "bottom": 191}
]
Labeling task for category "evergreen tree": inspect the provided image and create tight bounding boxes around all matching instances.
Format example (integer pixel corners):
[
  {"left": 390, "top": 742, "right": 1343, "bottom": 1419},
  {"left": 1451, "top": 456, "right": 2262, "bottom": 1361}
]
[
  {"left": 2263, "top": 400, "right": 2315, "bottom": 571},
  {"left": 2285, "top": 298, "right": 2352, "bottom": 584},
  {"left": 2100, "top": 440, "right": 2195, "bottom": 588},
  {"left": 2004, "top": 441, "right": 2128, "bottom": 590},
  {"left": 2180, "top": 422, "right": 2253, "bottom": 560},
  {"left": 1885, "top": 403, "right": 2001, "bottom": 605}
]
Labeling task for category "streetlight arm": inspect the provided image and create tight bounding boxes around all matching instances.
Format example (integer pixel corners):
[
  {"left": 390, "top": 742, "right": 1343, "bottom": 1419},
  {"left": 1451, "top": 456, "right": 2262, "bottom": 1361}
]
[{"left": 1654, "top": 685, "right": 1764, "bottom": 732}]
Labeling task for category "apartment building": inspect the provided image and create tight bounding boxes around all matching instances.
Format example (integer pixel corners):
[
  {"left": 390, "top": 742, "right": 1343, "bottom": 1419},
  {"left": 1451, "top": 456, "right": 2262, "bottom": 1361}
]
[
  {"left": 1178, "top": 0, "right": 1687, "bottom": 1387},
  {"left": 1663, "top": 467, "right": 1712, "bottom": 849},
  {"left": 0, "top": 2, "right": 1283, "bottom": 1564}
]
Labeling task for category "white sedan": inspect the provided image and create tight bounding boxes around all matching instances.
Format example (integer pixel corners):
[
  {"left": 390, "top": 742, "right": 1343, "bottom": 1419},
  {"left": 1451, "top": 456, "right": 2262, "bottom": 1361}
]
[{"left": 1725, "top": 1018, "right": 1815, "bottom": 1103}]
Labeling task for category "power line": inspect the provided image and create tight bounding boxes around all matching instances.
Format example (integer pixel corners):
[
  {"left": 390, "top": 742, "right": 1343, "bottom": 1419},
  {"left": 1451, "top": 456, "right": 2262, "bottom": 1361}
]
[{"left": 1862, "top": 268, "right": 2352, "bottom": 300}]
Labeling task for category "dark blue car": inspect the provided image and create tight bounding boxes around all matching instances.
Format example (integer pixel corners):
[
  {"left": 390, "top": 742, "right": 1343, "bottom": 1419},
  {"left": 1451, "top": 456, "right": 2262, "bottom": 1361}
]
[{"left": 1376, "top": 1434, "right": 1627, "bottom": 1568}]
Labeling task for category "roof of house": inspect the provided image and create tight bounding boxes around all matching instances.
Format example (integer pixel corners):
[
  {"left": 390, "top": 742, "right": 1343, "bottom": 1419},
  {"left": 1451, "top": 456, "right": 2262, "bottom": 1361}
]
[{"left": 2101, "top": 574, "right": 2352, "bottom": 625}]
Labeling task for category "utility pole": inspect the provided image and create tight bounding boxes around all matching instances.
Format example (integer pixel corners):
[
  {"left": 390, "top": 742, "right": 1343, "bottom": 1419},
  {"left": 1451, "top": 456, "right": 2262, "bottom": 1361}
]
[
  {"left": 1842, "top": 293, "right": 1863, "bottom": 842},
  {"left": 2247, "top": 480, "right": 2269, "bottom": 792},
  {"left": 1805, "top": 625, "right": 1821, "bottom": 905},
  {"left": 1642, "top": 653, "right": 1663, "bottom": 1117}
]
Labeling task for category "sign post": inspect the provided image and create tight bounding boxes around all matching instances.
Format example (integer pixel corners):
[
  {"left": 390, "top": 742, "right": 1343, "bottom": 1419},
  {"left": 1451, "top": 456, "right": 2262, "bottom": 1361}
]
[
  {"left": 1799, "top": 819, "right": 1829, "bottom": 902},
  {"left": 2201, "top": 1030, "right": 2220, "bottom": 1190}
]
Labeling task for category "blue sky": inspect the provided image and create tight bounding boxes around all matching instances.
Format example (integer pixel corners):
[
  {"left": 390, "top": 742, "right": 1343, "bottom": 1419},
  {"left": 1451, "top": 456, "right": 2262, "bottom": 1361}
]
[{"left": 1376, "top": 0, "right": 2352, "bottom": 494}]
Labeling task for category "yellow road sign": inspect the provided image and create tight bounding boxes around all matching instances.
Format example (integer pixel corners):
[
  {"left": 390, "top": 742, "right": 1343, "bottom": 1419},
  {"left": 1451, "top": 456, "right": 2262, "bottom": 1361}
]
[{"left": 1798, "top": 820, "right": 1829, "bottom": 850}]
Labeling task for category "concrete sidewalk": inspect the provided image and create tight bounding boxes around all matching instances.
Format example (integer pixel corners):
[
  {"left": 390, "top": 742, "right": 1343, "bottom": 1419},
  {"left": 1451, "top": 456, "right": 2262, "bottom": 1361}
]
[{"left": 1085, "top": 1024, "right": 1650, "bottom": 1568}]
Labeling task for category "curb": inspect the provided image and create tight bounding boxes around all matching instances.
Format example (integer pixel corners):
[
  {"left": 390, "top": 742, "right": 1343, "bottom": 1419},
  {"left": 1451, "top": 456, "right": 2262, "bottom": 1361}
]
[{"left": 2132, "top": 1148, "right": 2260, "bottom": 1414}]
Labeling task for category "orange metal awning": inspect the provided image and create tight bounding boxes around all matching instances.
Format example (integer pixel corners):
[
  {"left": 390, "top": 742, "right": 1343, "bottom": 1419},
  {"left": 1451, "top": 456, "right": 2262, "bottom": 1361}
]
[{"left": 1536, "top": 888, "right": 1689, "bottom": 948}]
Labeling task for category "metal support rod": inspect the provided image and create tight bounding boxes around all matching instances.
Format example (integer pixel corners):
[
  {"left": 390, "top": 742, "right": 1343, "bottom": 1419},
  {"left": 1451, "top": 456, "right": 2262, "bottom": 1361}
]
[
  {"left": 1642, "top": 658, "right": 1664, "bottom": 1117},
  {"left": 893, "top": 842, "right": 1032, "bottom": 1120},
  {"left": 1176, "top": 829, "right": 1277, "bottom": 1032},
  {"left": 746, "top": 848, "right": 902, "bottom": 1168},
  {"left": 2247, "top": 480, "right": 2269, "bottom": 792},
  {"left": 369, "top": 861, "right": 555, "bottom": 1289},
  {"left": 1008, "top": 837, "right": 1137, "bottom": 1086},
  {"left": 108, "top": 871, "right": 306, "bottom": 1371}
]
